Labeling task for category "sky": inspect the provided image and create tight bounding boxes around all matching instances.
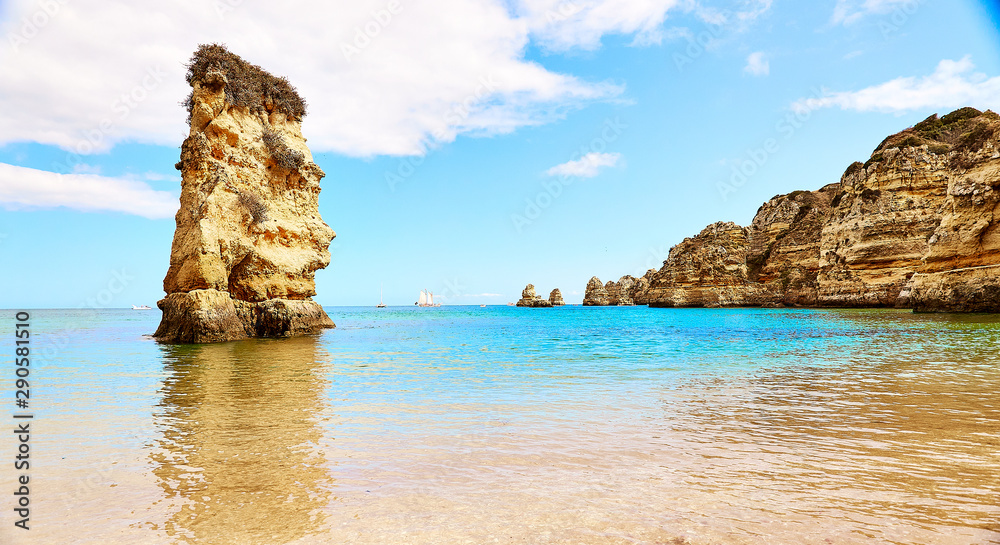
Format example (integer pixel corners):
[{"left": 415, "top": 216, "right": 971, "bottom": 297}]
[{"left": 0, "top": 0, "right": 999, "bottom": 307}]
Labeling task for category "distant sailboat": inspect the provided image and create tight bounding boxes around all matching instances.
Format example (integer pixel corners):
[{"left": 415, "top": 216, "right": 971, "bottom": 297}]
[
  {"left": 377, "top": 284, "right": 386, "bottom": 308},
  {"left": 131, "top": 304, "right": 152, "bottom": 310},
  {"left": 415, "top": 289, "right": 441, "bottom": 307}
]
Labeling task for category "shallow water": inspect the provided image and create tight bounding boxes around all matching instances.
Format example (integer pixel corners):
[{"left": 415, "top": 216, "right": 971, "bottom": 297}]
[{"left": 1, "top": 306, "right": 998, "bottom": 544}]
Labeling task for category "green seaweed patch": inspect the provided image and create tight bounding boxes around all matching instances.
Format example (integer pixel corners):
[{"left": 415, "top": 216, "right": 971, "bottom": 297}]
[{"left": 183, "top": 43, "right": 307, "bottom": 123}]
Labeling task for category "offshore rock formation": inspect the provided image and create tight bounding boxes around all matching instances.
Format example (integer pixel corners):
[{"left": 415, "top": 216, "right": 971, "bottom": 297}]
[
  {"left": 155, "top": 45, "right": 336, "bottom": 343},
  {"left": 548, "top": 289, "right": 566, "bottom": 306},
  {"left": 607, "top": 276, "right": 636, "bottom": 305},
  {"left": 516, "top": 284, "right": 553, "bottom": 307},
  {"left": 608, "top": 108, "right": 1000, "bottom": 312},
  {"left": 584, "top": 275, "right": 642, "bottom": 306},
  {"left": 630, "top": 269, "right": 657, "bottom": 305},
  {"left": 582, "top": 277, "right": 610, "bottom": 306}
]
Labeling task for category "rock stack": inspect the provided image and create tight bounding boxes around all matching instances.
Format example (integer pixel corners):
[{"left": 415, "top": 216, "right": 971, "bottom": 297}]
[
  {"left": 582, "top": 277, "right": 610, "bottom": 306},
  {"left": 548, "top": 289, "right": 565, "bottom": 306},
  {"left": 154, "top": 44, "right": 336, "bottom": 343},
  {"left": 584, "top": 275, "right": 645, "bottom": 306},
  {"left": 515, "top": 284, "right": 553, "bottom": 307}
]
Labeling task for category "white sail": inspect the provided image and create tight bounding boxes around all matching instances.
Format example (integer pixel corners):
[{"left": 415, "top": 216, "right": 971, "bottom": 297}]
[
  {"left": 428, "top": 292, "right": 434, "bottom": 305},
  {"left": 418, "top": 290, "right": 428, "bottom": 305}
]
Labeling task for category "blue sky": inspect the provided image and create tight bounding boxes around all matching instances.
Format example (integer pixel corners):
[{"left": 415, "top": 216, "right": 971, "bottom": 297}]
[{"left": 1, "top": 0, "right": 999, "bottom": 307}]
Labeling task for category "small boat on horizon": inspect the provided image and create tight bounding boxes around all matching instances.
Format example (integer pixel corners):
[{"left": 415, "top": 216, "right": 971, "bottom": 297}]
[
  {"left": 132, "top": 305, "right": 152, "bottom": 310},
  {"left": 377, "top": 284, "right": 386, "bottom": 308},
  {"left": 416, "top": 289, "right": 441, "bottom": 307}
]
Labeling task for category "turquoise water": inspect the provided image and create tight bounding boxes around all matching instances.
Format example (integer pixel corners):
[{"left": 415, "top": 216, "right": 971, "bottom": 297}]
[{"left": 1, "top": 306, "right": 998, "bottom": 544}]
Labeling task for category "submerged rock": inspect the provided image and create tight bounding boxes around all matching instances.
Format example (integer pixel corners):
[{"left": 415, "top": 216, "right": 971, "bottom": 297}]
[{"left": 154, "top": 44, "right": 336, "bottom": 343}]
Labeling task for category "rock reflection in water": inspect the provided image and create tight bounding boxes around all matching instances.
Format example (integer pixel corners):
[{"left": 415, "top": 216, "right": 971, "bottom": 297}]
[{"left": 150, "top": 336, "right": 334, "bottom": 544}]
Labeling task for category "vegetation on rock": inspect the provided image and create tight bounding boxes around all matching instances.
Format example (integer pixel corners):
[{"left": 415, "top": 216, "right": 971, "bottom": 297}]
[{"left": 183, "top": 43, "right": 307, "bottom": 122}]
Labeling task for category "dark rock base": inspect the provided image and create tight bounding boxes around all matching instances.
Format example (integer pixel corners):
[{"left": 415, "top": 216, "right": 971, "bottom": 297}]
[{"left": 154, "top": 289, "right": 335, "bottom": 343}]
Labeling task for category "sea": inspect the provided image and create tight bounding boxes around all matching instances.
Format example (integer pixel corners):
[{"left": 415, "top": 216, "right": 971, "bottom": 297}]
[{"left": 1, "top": 306, "right": 998, "bottom": 545}]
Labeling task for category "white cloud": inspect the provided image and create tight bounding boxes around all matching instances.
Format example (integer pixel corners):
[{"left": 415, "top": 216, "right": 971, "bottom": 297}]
[
  {"left": 0, "top": 163, "right": 178, "bottom": 219},
  {"left": 546, "top": 152, "right": 621, "bottom": 177},
  {"left": 791, "top": 57, "right": 1000, "bottom": 114},
  {"left": 831, "top": 0, "right": 916, "bottom": 25},
  {"left": 743, "top": 51, "right": 769, "bottom": 76},
  {"left": 0, "top": 0, "right": 704, "bottom": 158},
  {"left": 516, "top": 0, "right": 682, "bottom": 50}
]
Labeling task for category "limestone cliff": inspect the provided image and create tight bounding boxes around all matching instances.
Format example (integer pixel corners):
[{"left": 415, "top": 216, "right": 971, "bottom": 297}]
[
  {"left": 516, "top": 284, "right": 553, "bottom": 307},
  {"left": 608, "top": 108, "right": 1000, "bottom": 312},
  {"left": 630, "top": 270, "right": 657, "bottom": 305},
  {"left": 155, "top": 45, "right": 336, "bottom": 343},
  {"left": 820, "top": 108, "right": 1000, "bottom": 310}
]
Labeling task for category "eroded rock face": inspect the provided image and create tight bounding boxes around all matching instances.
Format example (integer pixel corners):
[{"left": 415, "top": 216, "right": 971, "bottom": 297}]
[
  {"left": 605, "top": 108, "right": 1000, "bottom": 312},
  {"left": 908, "top": 156, "right": 1000, "bottom": 311},
  {"left": 630, "top": 269, "right": 656, "bottom": 305},
  {"left": 516, "top": 284, "right": 553, "bottom": 307},
  {"left": 155, "top": 45, "right": 336, "bottom": 343},
  {"left": 583, "top": 276, "right": 610, "bottom": 306},
  {"left": 548, "top": 289, "right": 566, "bottom": 306},
  {"left": 646, "top": 222, "right": 773, "bottom": 307}
]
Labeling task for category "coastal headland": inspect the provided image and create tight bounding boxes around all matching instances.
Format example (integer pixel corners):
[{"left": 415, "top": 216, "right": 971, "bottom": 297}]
[{"left": 585, "top": 108, "right": 1000, "bottom": 312}]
